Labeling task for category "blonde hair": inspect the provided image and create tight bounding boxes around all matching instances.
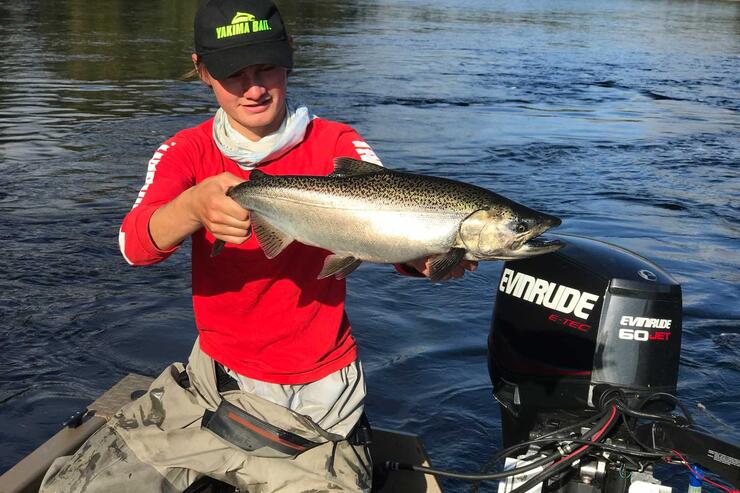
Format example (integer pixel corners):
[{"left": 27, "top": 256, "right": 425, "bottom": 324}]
[{"left": 182, "top": 57, "right": 209, "bottom": 85}]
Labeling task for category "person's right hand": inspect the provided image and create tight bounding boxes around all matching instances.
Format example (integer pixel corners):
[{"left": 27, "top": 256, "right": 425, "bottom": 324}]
[
  {"left": 188, "top": 172, "right": 251, "bottom": 245},
  {"left": 404, "top": 256, "right": 478, "bottom": 282}
]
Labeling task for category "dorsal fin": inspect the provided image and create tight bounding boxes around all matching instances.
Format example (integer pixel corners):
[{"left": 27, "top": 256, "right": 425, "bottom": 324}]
[{"left": 330, "top": 157, "right": 387, "bottom": 177}]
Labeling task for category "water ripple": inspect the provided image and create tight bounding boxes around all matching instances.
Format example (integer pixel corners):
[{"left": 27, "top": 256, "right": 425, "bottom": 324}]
[{"left": 1, "top": 0, "right": 739, "bottom": 488}]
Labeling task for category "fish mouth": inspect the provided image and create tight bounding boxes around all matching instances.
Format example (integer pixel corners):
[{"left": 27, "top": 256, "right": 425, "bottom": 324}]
[
  {"left": 503, "top": 213, "right": 562, "bottom": 258},
  {"left": 518, "top": 212, "right": 562, "bottom": 254},
  {"left": 514, "top": 236, "right": 564, "bottom": 258},
  {"left": 471, "top": 236, "right": 563, "bottom": 261},
  {"left": 488, "top": 236, "right": 564, "bottom": 260},
  {"left": 524, "top": 236, "right": 563, "bottom": 251}
]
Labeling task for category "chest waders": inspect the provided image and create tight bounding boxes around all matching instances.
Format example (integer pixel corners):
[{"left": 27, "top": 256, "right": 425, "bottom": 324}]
[{"left": 177, "top": 363, "right": 373, "bottom": 461}]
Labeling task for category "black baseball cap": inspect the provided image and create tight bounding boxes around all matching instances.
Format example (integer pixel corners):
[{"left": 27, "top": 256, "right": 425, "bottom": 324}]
[{"left": 194, "top": 0, "right": 293, "bottom": 80}]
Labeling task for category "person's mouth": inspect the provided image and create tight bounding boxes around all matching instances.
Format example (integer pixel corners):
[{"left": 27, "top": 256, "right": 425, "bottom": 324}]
[{"left": 241, "top": 97, "right": 272, "bottom": 113}]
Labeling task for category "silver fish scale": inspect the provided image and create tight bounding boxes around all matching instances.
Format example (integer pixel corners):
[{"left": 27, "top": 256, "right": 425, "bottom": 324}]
[
  {"left": 235, "top": 170, "right": 509, "bottom": 212},
  {"left": 224, "top": 168, "right": 561, "bottom": 267}
]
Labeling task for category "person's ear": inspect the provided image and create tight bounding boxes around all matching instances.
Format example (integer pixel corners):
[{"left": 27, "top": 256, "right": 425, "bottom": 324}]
[{"left": 191, "top": 54, "right": 212, "bottom": 87}]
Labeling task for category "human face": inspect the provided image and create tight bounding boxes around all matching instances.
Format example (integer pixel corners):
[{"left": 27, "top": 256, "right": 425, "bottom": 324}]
[{"left": 195, "top": 56, "right": 288, "bottom": 141}]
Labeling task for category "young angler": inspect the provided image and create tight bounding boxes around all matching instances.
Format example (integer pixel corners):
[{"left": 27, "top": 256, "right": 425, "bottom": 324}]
[{"left": 40, "top": 0, "right": 475, "bottom": 491}]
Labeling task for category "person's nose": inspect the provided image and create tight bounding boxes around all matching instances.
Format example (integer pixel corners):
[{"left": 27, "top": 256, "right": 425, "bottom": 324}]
[{"left": 242, "top": 74, "right": 267, "bottom": 101}]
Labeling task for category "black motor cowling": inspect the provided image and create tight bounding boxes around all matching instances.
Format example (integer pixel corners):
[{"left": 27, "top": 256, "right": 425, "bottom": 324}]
[{"left": 488, "top": 234, "right": 682, "bottom": 445}]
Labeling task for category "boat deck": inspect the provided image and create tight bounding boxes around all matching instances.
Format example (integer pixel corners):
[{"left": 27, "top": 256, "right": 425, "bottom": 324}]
[{"left": 0, "top": 374, "right": 443, "bottom": 493}]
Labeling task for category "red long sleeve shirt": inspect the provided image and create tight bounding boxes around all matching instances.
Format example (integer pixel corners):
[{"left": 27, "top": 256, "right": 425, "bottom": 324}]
[{"left": 119, "top": 117, "right": 383, "bottom": 384}]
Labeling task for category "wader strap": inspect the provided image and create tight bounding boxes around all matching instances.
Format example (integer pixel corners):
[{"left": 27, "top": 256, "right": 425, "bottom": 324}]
[
  {"left": 214, "top": 363, "right": 240, "bottom": 393},
  {"left": 176, "top": 369, "right": 191, "bottom": 389},
  {"left": 176, "top": 361, "right": 238, "bottom": 393},
  {"left": 348, "top": 412, "right": 373, "bottom": 446},
  {"left": 201, "top": 399, "right": 321, "bottom": 458}
]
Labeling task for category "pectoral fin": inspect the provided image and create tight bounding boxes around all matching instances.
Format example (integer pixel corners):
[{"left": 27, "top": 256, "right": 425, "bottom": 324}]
[
  {"left": 428, "top": 248, "right": 466, "bottom": 283},
  {"left": 251, "top": 213, "right": 294, "bottom": 259},
  {"left": 209, "top": 229, "right": 252, "bottom": 258},
  {"left": 318, "top": 254, "right": 363, "bottom": 280}
]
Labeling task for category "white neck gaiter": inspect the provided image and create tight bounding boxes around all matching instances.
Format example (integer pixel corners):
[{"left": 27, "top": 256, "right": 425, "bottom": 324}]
[{"left": 212, "top": 99, "right": 313, "bottom": 170}]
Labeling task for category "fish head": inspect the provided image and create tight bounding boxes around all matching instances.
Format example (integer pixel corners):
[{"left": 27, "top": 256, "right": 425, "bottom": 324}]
[{"left": 459, "top": 205, "right": 563, "bottom": 260}]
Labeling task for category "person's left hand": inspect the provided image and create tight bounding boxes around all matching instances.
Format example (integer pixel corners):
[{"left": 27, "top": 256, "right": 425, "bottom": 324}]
[{"left": 404, "top": 256, "right": 478, "bottom": 281}]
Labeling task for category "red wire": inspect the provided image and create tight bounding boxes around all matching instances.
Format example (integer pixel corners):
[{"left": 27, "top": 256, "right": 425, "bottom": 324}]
[
  {"left": 670, "top": 449, "right": 737, "bottom": 493},
  {"left": 555, "top": 404, "right": 618, "bottom": 465},
  {"left": 532, "top": 406, "right": 738, "bottom": 493}
]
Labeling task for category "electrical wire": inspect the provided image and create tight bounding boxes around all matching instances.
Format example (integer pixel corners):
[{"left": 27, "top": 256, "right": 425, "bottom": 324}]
[
  {"left": 614, "top": 391, "right": 694, "bottom": 427},
  {"left": 391, "top": 408, "right": 621, "bottom": 486},
  {"left": 511, "top": 436, "right": 666, "bottom": 459},
  {"left": 388, "top": 391, "right": 730, "bottom": 493},
  {"left": 506, "top": 404, "right": 619, "bottom": 493},
  {"left": 473, "top": 405, "right": 619, "bottom": 493},
  {"left": 471, "top": 443, "right": 653, "bottom": 493},
  {"left": 616, "top": 400, "right": 684, "bottom": 424},
  {"left": 669, "top": 449, "right": 738, "bottom": 493},
  {"left": 471, "top": 408, "right": 611, "bottom": 492},
  {"left": 558, "top": 404, "right": 618, "bottom": 463},
  {"left": 385, "top": 452, "right": 557, "bottom": 481},
  {"left": 638, "top": 393, "right": 694, "bottom": 426},
  {"left": 470, "top": 392, "right": 690, "bottom": 492},
  {"left": 569, "top": 439, "right": 662, "bottom": 458},
  {"left": 620, "top": 413, "right": 664, "bottom": 453}
]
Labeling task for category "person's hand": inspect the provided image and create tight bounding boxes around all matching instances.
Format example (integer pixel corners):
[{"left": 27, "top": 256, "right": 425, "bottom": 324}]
[
  {"left": 405, "top": 256, "right": 478, "bottom": 281},
  {"left": 188, "top": 172, "right": 250, "bottom": 244}
]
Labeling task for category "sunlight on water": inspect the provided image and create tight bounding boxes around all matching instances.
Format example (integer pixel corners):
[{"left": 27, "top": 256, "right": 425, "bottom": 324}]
[{"left": 0, "top": 0, "right": 738, "bottom": 490}]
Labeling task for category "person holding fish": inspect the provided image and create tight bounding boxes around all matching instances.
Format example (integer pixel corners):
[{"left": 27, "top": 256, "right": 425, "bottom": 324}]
[{"left": 37, "top": 0, "right": 501, "bottom": 492}]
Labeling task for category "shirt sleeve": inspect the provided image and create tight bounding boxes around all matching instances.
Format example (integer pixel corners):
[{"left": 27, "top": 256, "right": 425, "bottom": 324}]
[
  {"left": 333, "top": 128, "right": 384, "bottom": 166},
  {"left": 119, "top": 138, "right": 196, "bottom": 266}
]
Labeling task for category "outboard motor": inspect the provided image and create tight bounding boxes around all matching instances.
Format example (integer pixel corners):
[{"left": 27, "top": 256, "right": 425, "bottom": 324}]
[
  {"left": 384, "top": 235, "right": 738, "bottom": 492},
  {"left": 489, "top": 234, "right": 683, "bottom": 447}
]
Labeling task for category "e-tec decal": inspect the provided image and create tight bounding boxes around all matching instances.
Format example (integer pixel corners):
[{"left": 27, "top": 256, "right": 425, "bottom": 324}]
[
  {"left": 548, "top": 314, "right": 591, "bottom": 332},
  {"left": 499, "top": 268, "right": 600, "bottom": 320}
]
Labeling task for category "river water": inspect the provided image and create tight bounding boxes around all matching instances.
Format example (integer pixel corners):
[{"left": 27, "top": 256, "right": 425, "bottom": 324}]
[{"left": 0, "top": 0, "right": 738, "bottom": 491}]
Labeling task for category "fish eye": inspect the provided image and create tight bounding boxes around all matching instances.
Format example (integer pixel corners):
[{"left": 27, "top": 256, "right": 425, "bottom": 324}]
[{"left": 515, "top": 222, "right": 528, "bottom": 234}]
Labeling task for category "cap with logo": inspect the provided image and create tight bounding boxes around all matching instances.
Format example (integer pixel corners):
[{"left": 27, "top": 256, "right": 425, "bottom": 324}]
[{"left": 194, "top": 0, "right": 293, "bottom": 80}]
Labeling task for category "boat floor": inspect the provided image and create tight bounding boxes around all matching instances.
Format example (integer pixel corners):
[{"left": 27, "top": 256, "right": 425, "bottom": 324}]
[{"left": 1, "top": 374, "right": 443, "bottom": 493}]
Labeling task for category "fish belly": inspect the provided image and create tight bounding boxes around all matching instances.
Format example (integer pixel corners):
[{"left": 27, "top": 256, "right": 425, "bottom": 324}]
[{"left": 251, "top": 197, "right": 462, "bottom": 263}]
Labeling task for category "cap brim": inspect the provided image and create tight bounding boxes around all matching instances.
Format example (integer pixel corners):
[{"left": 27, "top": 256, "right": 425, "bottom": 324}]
[{"left": 201, "top": 40, "right": 293, "bottom": 80}]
